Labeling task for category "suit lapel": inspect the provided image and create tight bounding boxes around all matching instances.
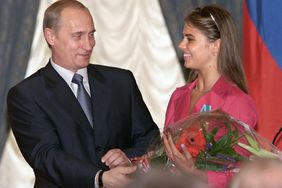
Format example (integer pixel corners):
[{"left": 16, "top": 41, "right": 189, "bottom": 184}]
[
  {"left": 88, "top": 66, "right": 111, "bottom": 145},
  {"left": 43, "top": 63, "right": 93, "bottom": 132}
]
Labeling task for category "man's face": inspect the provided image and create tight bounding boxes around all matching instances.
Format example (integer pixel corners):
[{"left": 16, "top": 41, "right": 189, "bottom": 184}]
[{"left": 49, "top": 7, "right": 95, "bottom": 71}]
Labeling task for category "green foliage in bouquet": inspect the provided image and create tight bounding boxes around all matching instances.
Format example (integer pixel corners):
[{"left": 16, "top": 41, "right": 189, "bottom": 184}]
[
  {"left": 195, "top": 122, "right": 246, "bottom": 171},
  {"left": 238, "top": 134, "right": 279, "bottom": 158}
]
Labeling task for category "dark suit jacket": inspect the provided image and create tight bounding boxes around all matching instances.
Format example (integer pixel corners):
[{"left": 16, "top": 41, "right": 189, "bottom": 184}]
[{"left": 7, "top": 62, "right": 159, "bottom": 188}]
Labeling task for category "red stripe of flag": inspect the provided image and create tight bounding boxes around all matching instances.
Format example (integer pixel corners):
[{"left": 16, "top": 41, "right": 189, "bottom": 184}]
[{"left": 243, "top": 0, "right": 282, "bottom": 149}]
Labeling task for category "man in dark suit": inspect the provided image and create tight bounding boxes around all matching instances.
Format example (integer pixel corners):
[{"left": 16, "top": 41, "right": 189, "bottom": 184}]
[{"left": 7, "top": 1, "right": 159, "bottom": 188}]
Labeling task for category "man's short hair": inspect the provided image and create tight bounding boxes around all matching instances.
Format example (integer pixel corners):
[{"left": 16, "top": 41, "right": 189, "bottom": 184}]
[{"left": 43, "top": 0, "right": 89, "bottom": 32}]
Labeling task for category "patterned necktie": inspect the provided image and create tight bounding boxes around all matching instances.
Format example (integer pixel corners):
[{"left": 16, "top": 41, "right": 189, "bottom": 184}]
[{"left": 72, "top": 73, "right": 93, "bottom": 127}]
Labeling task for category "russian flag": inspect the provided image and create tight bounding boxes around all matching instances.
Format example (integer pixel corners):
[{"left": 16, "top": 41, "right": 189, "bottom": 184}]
[{"left": 243, "top": 0, "right": 282, "bottom": 148}]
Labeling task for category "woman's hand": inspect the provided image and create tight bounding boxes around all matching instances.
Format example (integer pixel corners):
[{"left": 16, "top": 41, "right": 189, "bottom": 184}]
[
  {"left": 163, "top": 133, "right": 195, "bottom": 173},
  {"left": 163, "top": 133, "right": 207, "bottom": 179}
]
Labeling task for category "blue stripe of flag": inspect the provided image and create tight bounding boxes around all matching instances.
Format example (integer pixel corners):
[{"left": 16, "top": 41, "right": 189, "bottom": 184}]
[{"left": 246, "top": 0, "right": 282, "bottom": 69}]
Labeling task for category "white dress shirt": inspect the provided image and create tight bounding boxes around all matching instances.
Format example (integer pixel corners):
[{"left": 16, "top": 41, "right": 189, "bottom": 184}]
[{"left": 50, "top": 59, "right": 91, "bottom": 97}]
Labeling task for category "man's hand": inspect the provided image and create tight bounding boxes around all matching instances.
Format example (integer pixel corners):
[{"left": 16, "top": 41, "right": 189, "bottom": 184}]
[
  {"left": 102, "top": 166, "right": 137, "bottom": 188},
  {"left": 102, "top": 149, "right": 131, "bottom": 169}
]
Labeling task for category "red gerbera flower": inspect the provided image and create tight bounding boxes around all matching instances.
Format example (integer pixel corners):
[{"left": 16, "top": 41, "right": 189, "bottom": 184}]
[{"left": 175, "top": 126, "right": 206, "bottom": 158}]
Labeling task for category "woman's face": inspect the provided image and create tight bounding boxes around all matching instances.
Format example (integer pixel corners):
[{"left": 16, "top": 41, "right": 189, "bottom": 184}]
[{"left": 178, "top": 24, "right": 215, "bottom": 71}]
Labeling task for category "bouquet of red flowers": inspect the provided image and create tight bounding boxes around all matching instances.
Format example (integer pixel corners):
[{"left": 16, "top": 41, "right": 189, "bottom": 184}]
[{"left": 131, "top": 110, "right": 282, "bottom": 173}]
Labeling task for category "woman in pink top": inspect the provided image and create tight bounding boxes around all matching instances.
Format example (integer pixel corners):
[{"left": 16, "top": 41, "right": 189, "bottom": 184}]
[{"left": 163, "top": 5, "right": 258, "bottom": 188}]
